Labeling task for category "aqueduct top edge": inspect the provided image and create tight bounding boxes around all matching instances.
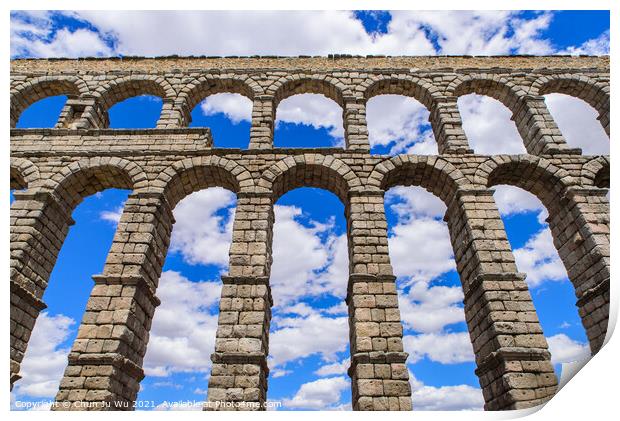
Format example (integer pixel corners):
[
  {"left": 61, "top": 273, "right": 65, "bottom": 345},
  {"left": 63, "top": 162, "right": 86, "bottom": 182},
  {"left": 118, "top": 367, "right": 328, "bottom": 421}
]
[{"left": 10, "top": 55, "right": 610, "bottom": 73}]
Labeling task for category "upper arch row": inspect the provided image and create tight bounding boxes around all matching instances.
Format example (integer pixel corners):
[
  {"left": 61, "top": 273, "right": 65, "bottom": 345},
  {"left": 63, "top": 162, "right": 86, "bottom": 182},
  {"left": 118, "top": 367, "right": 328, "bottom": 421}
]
[
  {"left": 11, "top": 153, "right": 610, "bottom": 216},
  {"left": 10, "top": 71, "right": 610, "bottom": 138}
]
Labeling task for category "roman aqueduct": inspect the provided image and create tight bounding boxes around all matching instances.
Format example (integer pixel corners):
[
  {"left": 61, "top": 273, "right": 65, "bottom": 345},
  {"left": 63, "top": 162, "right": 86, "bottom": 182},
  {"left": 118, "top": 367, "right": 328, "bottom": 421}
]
[{"left": 9, "top": 55, "right": 610, "bottom": 410}]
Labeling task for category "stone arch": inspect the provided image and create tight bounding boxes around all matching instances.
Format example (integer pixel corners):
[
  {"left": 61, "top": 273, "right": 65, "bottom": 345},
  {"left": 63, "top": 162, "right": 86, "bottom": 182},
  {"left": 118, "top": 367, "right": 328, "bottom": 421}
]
[
  {"left": 46, "top": 157, "right": 148, "bottom": 212},
  {"left": 478, "top": 155, "right": 575, "bottom": 213},
  {"left": 175, "top": 75, "right": 261, "bottom": 126},
  {"left": 361, "top": 74, "right": 439, "bottom": 110},
  {"left": 10, "top": 75, "right": 89, "bottom": 127},
  {"left": 154, "top": 156, "right": 255, "bottom": 209},
  {"left": 10, "top": 158, "right": 40, "bottom": 191},
  {"left": 367, "top": 155, "right": 469, "bottom": 206},
  {"left": 91, "top": 75, "right": 176, "bottom": 127},
  {"left": 258, "top": 154, "right": 361, "bottom": 204},
  {"left": 269, "top": 75, "right": 350, "bottom": 109},
  {"left": 448, "top": 74, "right": 528, "bottom": 111},
  {"left": 582, "top": 156, "right": 610, "bottom": 189},
  {"left": 532, "top": 75, "right": 610, "bottom": 136}
]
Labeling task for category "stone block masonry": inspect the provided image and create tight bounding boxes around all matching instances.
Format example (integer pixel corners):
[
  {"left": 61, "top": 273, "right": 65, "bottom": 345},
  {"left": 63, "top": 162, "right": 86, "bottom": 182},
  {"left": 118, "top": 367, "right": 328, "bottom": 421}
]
[{"left": 9, "top": 55, "right": 610, "bottom": 411}]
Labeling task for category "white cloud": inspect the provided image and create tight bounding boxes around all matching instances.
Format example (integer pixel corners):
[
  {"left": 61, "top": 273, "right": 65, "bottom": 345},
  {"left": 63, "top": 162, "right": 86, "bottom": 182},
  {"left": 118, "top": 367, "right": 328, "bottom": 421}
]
[
  {"left": 367, "top": 95, "right": 437, "bottom": 155},
  {"left": 11, "top": 11, "right": 578, "bottom": 59},
  {"left": 269, "top": 312, "right": 348, "bottom": 369},
  {"left": 282, "top": 376, "right": 350, "bottom": 410},
  {"left": 409, "top": 373, "right": 484, "bottom": 411},
  {"left": 169, "top": 188, "right": 236, "bottom": 268},
  {"left": 143, "top": 270, "right": 221, "bottom": 377},
  {"left": 200, "top": 93, "right": 252, "bottom": 124},
  {"left": 398, "top": 281, "right": 466, "bottom": 334},
  {"left": 100, "top": 203, "right": 125, "bottom": 224},
  {"left": 386, "top": 187, "right": 455, "bottom": 283},
  {"left": 314, "top": 358, "right": 350, "bottom": 377},
  {"left": 275, "top": 94, "right": 344, "bottom": 142},
  {"left": 404, "top": 332, "right": 474, "bottom": 364},
  {"left": 513, "top": 228, "right": 568, "bottom": 287},
  {"left": 544, "top": 93, "right": 609, "bottom": 155},
  {"left": 493, "top": 185, "right": 544, "bottom": 216},
  {"left": 11, "top": 12, "right": 113, "bottom": 58},
  {"left": 547, "top": 334, "right": 590, "bottom": 364},
  {"left": 12, "top": 312, "right": 75, "bottom": 399},
  {"left": 561, "top": 30, "right": 610, "bottom": 56},
  {"left": 390, "top": 11, "right": 553, "bottom": 56},
  {"left": 270, "top": 205, "right": 348, "bottom": 306},
  {"left": 458, "top": 94, "right": 527, "bottom": 155}
]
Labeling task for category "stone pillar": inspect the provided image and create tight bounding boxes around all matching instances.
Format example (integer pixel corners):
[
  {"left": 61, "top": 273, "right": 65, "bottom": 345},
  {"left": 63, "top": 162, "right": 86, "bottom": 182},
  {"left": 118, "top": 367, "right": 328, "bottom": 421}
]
[
  {"left": 430, "top": 97, "right": 473, "bottom": 154},
  {"left": 345, "top": 191, "right": 412, "bottom": 411},
  {"left": 74, "top": 98, "right": 109, "bottom": 129},
  {"left": 156, "top": 98, "right": 184, "bottom": 129},
  {"left": 55, "top": 97, "right": 85, "bottom": 129},
  {"left": 512, "top": 95, "right": 581, "bottom": 155},
  {"left": 344, "top": 98, "right": 371, "bottom": 152},
  {"left": 10, "top": 191, "right": 75, "bottom": 389},
  {"left": 54, "top": 192, "right": 174, "bottom": 410},
  {"left": 445, "top": 189, "right": 557, "bottom": 410},
  {"left": 597, "top": 108, "right": 610, "bottom": 137},
  {"left": 248, "top": 96, "right": 275, "bottom": 150},
  {"left": 547, "top": 188, "right": 610, "bottom": 354},
  {"left": 206, "top": 193, "right": 274, "bottom": 410}
]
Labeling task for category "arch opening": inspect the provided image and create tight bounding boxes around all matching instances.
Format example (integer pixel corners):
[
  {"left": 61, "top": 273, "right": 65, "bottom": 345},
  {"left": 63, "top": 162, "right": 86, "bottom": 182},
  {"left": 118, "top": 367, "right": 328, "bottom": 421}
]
[
  {"left": 492, "top": 185, "right": 591, "bottom": 375},
  {"left": 384, "top": 185, "right": 483, "bottom": 410},
  {"left": 108, "top": 95, "right": 163, "bottom": 129},
  {"left": 11, "top": 188, "right": 131, "bottom": 409},
  {"left": 190, "top": 93, "right": 252, "bottom": 148},
  {"left": 273, "top": 94, "right": 344, "bottom": 148},
  {"left": 544, "top": 93, "right": 609, "bottom": 155},
  {"left": 134, "top": 187, "right": 236, "bottom": 408},
  {"left": 267, "top": 187, "right": 351, "bottom": 410},
  {"left": 457, "top": 94, "right": 526, "bottom": 154},
  {"left": 367, "top": 95, "right": 437, "bottom": 156},
  {"left": 15, "top": 95, "right": 68, "bottom": 128}
]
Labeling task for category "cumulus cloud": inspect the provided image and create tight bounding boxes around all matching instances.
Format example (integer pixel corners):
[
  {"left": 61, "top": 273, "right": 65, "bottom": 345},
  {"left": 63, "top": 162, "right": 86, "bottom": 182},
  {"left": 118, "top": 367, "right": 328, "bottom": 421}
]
[
  {"left": 458, "top": 94, "right": 526, "bottom": 155},
  {"left": 385, "top": 187, "right": 455, "bottom": 284},
  {"left": 168, "top": 188, "right": 236, "bottom": 268},
  {"left": 270, "top": 205, "right": 348, "bottom": 306},
  {"left": 100, "top": 203, "right": 125, "bottom": 224},
  {"left": 143, "top": 271, "right": 221, "bottom": 377},
  {"left": 493, "top": 185, "right": 547, "bottom": 223},
  {"left": 367, "top": 95, "right": 437, "bottom": 155},
  {"left": 12, "top": 312, "right": 75, "bottom": 399},
  {"left": 398, "top": 281, "right": 466, "bottom": 334},
  {"left": 276, "top": 94, "right": 344, "bottom": 141},
  {"left": 391, "top": 11, "right": 554, "bottom": 56},
  {"left": 547, "top": 334, "right": 590, "bottom": 364},
  {"left": 314, "top": 358, "right": 350, "bottom": 377},
  {"left": 404, "top": 332, "right": 474, "bottom": 364},
  {"left": 200, "top": 93, "right": 252, "bottom": 124},
  {"left": 560, "top": 30, "right": 610, "bottom": 56},
  {"left": 410, "top": 373, "right": 484, "bottom": 411},
  {"left": 12, "top": 11, "right": 599, "bottom": 60},
  {"left": 11, "top": 12, "right": 114, "bottom": 58},
  {"left": 269, "top": 311, "right": 348, "bottom": 369},
  {"left": 544, "top": 93, "right": 609, "bottom": 155},
  {"left": 513, "top": 228, "right": 568, "bottom": 287},
  {"left": 282, "top": 376, "right": 350, "bottom": 410}
]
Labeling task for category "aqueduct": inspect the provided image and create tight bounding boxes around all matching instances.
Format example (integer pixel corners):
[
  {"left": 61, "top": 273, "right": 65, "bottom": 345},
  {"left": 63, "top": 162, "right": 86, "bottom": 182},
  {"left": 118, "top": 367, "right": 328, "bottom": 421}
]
[{"left": 10, "top": 55, "right": 610, "bottom": 411}]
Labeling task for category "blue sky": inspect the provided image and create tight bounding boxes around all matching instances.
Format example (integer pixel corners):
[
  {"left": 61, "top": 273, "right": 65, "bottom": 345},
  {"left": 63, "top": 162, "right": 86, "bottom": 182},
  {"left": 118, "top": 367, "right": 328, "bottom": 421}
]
[{"left": 10, "top": 10, "right": 610, "bottom": 411}]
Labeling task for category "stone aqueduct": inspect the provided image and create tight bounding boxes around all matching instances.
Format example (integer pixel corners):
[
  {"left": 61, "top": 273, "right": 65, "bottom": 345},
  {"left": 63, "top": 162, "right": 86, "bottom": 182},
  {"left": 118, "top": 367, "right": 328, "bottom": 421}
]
[{"left": 9, "top": 56, "right": 610, "bottom": 411}]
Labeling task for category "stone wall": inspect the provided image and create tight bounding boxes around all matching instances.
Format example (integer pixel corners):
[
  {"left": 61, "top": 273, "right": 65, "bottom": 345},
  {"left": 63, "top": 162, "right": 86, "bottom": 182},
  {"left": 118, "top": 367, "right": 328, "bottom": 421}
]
[{"left": 9, "top": 56, "right": 610, "bottom": 411}]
